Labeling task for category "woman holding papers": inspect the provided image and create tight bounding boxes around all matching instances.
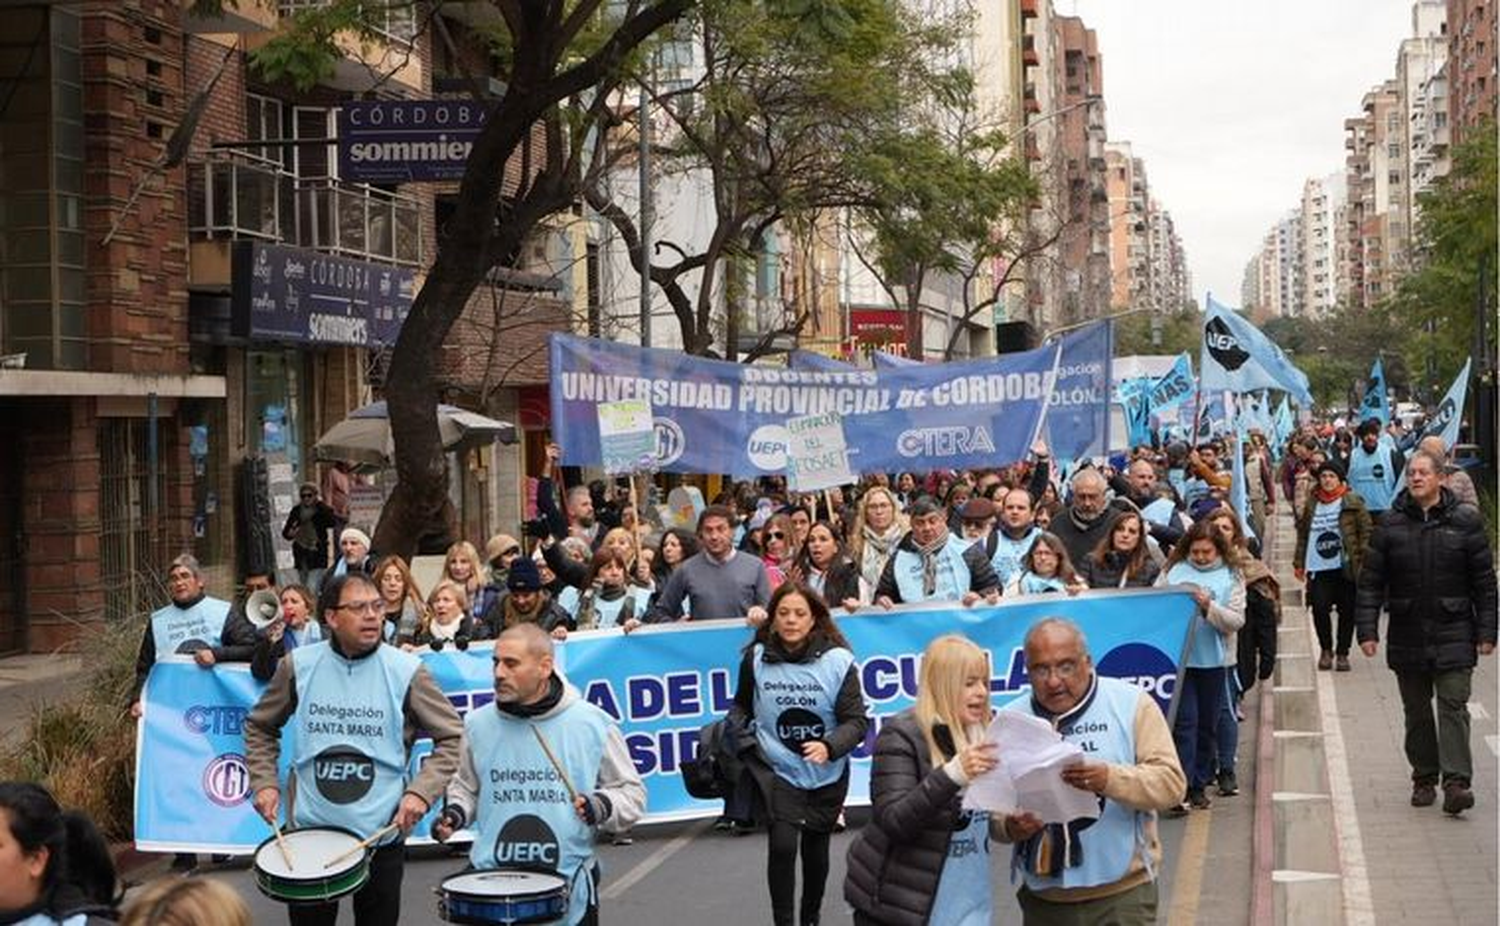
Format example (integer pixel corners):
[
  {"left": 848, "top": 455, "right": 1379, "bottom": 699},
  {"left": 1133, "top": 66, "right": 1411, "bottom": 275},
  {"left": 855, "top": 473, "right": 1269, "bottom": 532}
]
[
  {"left": 1156, "top": 519, "right": 1246, "bottom": 813},
  {"left": 731, "top": 583, "right": 869, "bottom": 926},
  {"left": 844, "top": 635, "right": 1006, "bottom": 926}
]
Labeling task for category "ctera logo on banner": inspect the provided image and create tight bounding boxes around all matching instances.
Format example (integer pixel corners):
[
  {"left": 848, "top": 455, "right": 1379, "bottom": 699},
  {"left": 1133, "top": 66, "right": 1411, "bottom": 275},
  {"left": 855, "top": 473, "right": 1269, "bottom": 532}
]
[{"left": 549, "top": 333, "right": 1061, "bottom": 476}]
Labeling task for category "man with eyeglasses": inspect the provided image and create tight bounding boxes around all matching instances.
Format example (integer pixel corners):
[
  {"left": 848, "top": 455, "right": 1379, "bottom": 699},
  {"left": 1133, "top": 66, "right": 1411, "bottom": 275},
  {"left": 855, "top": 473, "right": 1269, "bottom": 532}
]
[
  {"left": 1050, "top": 468, "right": 1135, "bottom": 567},
  {"left": 997, "top": 618, "right": 1185, "bottom": 925},
  {"left": 246, "top": 572, "right": 463, "bottom": 926}
]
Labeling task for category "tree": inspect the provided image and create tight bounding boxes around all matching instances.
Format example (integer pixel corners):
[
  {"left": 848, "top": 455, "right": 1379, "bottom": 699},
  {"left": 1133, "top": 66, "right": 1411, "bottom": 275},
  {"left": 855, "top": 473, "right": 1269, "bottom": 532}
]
[
  {"left": 1114, "top": 307, "right": 1201, "bottom": 357},
  {"left": 1262, "top": 303, "right": 1408, "bottom": 410},
  {"left": 1384, "top": 119, "right": 1497, "bottom": 399},
  {"left": 254, "top": 1, "right": 695, "bottom": 557}
]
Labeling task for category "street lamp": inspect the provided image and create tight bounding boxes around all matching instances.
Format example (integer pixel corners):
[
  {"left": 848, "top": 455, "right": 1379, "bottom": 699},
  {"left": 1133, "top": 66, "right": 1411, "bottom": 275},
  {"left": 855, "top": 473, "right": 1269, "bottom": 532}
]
[{"left": 1022, "top": 94, "right": 1104, "bottom": 132}]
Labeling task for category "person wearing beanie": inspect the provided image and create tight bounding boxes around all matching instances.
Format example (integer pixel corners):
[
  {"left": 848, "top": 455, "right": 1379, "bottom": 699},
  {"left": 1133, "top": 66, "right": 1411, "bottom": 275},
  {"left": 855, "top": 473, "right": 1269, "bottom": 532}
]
[
  {"left": 331, "top": 526, "right": 375, "bottom": 579},
  {"left": 479, "top": 556, "right": 574, "bottom": 640},
  {"left": 1294, "top": 460, "right": 1373, "bottom": 671}
]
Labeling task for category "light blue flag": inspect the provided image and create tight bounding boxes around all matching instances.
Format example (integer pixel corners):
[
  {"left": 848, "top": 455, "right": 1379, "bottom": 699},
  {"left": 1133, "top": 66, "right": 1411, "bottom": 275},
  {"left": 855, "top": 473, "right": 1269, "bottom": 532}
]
[
  {"left": 1117, "top": 377, "right": 1156, "bottom": 448},
  {"left": 1421, "top": 359, "right": 1471, "bottom": 450},
  {"left": 1230, "top": 430, "right": 1256, "bottom": 541},
  {"left": 1196, "top": 391, "right": 1228, "bottom": 440},
  {"left": 1200, "top": 295, "right": 1313, "bottom": 405},
  {"left": 1148, "top": 353, "right": 1195, "bottom": 411},
  {"left": 1357, "top": 358, "right": 1390, "bottom": 427},
  {"left": 1274, "top": 396, "right": 1295, "bottom": 448}
]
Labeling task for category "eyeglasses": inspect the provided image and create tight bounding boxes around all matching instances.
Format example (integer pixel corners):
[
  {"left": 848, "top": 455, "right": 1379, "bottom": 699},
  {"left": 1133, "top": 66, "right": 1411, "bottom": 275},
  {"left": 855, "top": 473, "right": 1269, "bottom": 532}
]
[
  {"left": 300, "top": 492, "right": 316, "bottom": 498},
  {"left": 333, "top": 599, "right": 383, "bottom": 616},
  {"left": 1029, "top": 660, "right": 1081, "bottom": 682},
  {"left": 765, "top": 531, "right": 786, "bottom": 540}
]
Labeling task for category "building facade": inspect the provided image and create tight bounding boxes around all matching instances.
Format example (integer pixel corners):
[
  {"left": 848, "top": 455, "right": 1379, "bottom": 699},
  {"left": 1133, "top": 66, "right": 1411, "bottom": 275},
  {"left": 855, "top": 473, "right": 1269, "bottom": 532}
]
[{"left": 1447, "top": 0, "right": 1498, "bottom": 144}]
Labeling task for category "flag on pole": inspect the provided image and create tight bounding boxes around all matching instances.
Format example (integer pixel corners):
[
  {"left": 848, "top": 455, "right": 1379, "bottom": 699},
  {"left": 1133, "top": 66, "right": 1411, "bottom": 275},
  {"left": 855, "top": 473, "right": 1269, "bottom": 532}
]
[
  {"left": 1117, "top": 377, "right": 1156, "bottom": 448},
  {"left": 1274, "top": 396, "right": 1295, "bottom": 447},
  {"left": 1420, "top": 359, "right": 1472, "bottom": 450},
  {"left": 1200, "top": 295, "right": 1313, "bottom": 405},
  {"left": 1357, "top": 358, "right": 1390, "bottom": 427}
]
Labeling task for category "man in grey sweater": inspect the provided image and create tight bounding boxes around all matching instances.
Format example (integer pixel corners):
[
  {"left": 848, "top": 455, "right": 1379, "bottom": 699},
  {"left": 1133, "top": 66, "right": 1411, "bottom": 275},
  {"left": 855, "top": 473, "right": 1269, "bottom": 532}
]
[{"left": 644, "top": 505, "right": 771, "bottom": 624}]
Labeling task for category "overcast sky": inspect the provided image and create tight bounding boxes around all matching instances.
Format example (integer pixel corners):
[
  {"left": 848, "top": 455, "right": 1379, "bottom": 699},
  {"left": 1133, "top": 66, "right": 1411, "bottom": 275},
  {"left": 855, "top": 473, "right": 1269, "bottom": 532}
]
[{"left": 1066, "top": 0, "right": 1419, "bottom": 307}]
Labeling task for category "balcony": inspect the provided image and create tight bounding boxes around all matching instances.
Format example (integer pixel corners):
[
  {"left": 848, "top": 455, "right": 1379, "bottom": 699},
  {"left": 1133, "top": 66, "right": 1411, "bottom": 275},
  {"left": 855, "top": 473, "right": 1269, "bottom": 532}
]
[
  {"left": 1022, "top": 34, "right": 1039, "bottom": 67},
  {"left": 1021, "top": 0, "right": 1039, "bottom": 19},
  {"left": 295, "top": 177, "right": 422, "bottom": 267},
  {"left": 251, "top": 1, "right": 424, "bottom": 91},
  {"left": 181, "top": 0, "right": 276, "bottom": 33}
]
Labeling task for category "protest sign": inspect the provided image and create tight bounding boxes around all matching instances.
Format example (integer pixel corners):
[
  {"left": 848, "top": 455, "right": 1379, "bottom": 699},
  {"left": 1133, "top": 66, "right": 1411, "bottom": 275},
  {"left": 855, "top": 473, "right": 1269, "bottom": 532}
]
[
  {"left": 597, "top": 398, "right": 656, "bottom": 475},
  {"left": 784, "top": 411, "right": 854, "bottom": 491}
]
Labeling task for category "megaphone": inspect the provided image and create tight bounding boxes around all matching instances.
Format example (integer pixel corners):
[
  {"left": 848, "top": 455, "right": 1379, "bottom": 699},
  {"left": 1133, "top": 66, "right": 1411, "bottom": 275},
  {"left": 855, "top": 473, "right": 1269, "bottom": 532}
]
[{"left": 246, "top": 589, "right": 282, "bottom": 630}]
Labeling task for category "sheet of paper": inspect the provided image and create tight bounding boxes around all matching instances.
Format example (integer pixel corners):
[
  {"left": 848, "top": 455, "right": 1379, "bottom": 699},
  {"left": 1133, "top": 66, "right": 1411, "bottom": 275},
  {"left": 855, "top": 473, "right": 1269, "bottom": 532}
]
[{"left": 961, "top": 711, "right": 1102, "bottom": 824}]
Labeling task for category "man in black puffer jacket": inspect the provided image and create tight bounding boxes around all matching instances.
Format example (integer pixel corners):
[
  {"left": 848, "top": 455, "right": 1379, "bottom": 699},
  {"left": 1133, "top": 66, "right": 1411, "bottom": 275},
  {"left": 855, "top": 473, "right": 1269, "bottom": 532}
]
[{"left": 1355, "top": 449, "right": 1498, "bottom": 816}]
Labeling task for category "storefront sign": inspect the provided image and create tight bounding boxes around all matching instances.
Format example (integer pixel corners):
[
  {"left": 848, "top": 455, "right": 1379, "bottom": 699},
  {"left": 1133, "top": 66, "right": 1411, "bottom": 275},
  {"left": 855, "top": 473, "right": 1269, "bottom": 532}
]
[
  {"left": 337, "top": 100, "right": 489, "bottom": 183},
  {"left": 231, "top": 242, "right": 414, "bottom": 348},
  {"left": 849, "top": 308, "right": 907, "bottom": 345}
]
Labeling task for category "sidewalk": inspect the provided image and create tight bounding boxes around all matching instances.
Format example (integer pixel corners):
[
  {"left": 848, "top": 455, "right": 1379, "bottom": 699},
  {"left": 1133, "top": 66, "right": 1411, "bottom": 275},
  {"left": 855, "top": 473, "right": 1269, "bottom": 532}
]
[
  {"left": 1306, "top": 590, "right": 1499, "bottom": 924},
  {"left": 0, "top": 653, "right": 84, "bottom": 749}
]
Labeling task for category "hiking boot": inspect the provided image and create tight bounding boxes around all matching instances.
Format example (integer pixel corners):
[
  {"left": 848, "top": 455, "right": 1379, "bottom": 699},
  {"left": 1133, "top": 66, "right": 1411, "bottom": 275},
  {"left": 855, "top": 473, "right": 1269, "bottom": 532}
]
[
  {"left": 1217, "top": 771, "right": 1240, "bottom": 797},
  {"left": 1318, "top": 650, "right": 1333, "bottom": 671},
  {"left": 1335, "top": 655, "right": 1351, "bottom": 672},
  {"left": 1410, "top": 782, "right": 1438, "bottom": 807},
  {"left": 1188, "top": 789, "right": 1212, "bottom": 810},
  {"left": 1442, "top": 782, "right": 1475, "bottom": 816}
]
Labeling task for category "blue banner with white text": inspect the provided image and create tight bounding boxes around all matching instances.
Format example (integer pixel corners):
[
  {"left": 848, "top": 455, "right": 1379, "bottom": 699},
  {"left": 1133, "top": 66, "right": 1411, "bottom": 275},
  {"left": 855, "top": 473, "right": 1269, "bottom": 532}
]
[
  {"left": 550, "top": 334, "right": 1060, "bottom": 476},
  {"left": 1044, "top": 321, "right": 1113, "bottom": 461},
  {"left": 134, "top": 589, "right": 1198, "bottom": 848}
]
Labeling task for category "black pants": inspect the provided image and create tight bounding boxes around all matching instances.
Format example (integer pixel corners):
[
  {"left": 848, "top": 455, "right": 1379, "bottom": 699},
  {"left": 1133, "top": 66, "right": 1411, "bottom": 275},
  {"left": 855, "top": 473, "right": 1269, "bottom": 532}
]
[
  {"left": 288, "top": 842, "right": 403, "bottom": 926},
  {"left": 768, "top": 821, "right": 832, "bottom": 926},
  {"left": 1308, "top": 570, "right": 1356, "bottom": 656},
  {"left": 1237, "top": 592, "right": 1278, "bottom": 691}
]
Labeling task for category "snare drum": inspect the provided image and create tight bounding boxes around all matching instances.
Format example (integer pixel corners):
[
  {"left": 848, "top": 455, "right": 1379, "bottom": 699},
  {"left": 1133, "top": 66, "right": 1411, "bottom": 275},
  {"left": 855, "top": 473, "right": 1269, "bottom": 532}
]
[
  {"left": 438, "top": 870, "right": 570, "bottom": 925},
  {"left": 253, "top": 826, "right": 370, "bottom": 905}
]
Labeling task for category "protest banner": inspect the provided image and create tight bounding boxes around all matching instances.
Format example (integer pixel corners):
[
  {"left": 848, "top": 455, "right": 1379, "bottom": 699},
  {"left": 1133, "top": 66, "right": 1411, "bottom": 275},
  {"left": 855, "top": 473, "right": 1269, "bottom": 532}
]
[
  {"left": 1044, "top": 320, "right": 1114, "bottom": 461},
  {"left": 784, "top": 411, "right": 854, "bottom": 492},
  {"left": 550, "top": 333, "right": 1061, "bottom": 475},
  {"left": 134, "top": 588, "right": 1197, "bottom": 850},
  {"left": 596, "top": 398, "right": 656, "bottom": 475}
]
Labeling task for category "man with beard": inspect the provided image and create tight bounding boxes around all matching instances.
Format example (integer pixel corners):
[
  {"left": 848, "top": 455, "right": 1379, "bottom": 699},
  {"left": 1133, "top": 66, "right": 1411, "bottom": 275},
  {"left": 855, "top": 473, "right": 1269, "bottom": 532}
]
[
  {"left": 1109, "top": 458, "right": 1185, "bottom": 555},
  {"left": 1347, "top": 418, "right": 1403, "bottom": 514},
  {"left": 1050, "top": 469, "right": 1135, "bottom": 566},
  {"left": 434, "top": 624, "right": 644, "bottom": 926},
  {"left": 480, "top": 557, "right": 574, "bottom": 639},
  {"left": 874, "top": 497, "right": 1000, "bottom": 607}
]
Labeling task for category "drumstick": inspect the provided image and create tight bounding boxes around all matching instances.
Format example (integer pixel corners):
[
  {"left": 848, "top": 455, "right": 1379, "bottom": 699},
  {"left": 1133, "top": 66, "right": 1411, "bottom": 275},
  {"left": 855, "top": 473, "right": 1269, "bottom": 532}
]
[
  {"left": 271, "top": 822, "right": 295, "bottom": 869},
  {"left": 323, "top": 822, "right": 399, "bottom": 869},
  {"left": 530, "top": 725, "right": 578, "bottom": 803}
]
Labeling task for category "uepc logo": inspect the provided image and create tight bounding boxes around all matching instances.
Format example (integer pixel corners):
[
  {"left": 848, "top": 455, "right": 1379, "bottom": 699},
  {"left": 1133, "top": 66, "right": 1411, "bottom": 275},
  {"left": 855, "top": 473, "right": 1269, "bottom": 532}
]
[
  {"left": 1204, "top": 317, "right": 1249, "bottom": 372},
  {"left": 314, "top": 747, "right": 375, "bottom": 804},
  {"left": 494, "top": 814, "right": 560, "bottom": 869},
  {"left": 747, "top": 424, "right": 789, "bottom": 470},
  {"left": 1314, "top": 531, "right": 1342, "bottom": 560},
  {"left": 1426, "top": 397, "right": 1456, "bottom": 436},
  {"left": 1096, "top": 643, "right": 1177, "bottom": 714},
  {"left": 775, "top": 708, "right": 825, "bottom": 752}
]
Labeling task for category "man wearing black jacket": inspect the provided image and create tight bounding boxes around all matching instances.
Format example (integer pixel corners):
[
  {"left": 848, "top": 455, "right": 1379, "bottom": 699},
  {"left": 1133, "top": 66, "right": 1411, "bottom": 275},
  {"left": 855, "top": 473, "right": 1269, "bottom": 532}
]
[
  {"left": 1356, "top": 450, "right": 1497, "bottom": 815},
  {"left": 1109, "top": 457, "right": 1185, "bottom": 554}
]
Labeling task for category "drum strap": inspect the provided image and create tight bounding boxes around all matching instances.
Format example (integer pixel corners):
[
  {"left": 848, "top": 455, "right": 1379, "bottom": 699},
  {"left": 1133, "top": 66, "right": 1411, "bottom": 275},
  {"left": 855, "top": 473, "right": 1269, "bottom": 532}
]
[{"left": 566, "top": 862, "right": 600, "bottom": 918}]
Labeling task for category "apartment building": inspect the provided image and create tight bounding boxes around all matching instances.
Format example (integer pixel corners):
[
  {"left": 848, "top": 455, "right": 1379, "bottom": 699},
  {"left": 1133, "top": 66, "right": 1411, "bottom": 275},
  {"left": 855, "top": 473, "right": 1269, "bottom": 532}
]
[
  {"left": 1301, "top": 173, "right": 1347, "bottom": 318},
  {"left": 1396, "top": 1, "right": 1448, "bottom": 260},
  {"left": 1447, "top": 0, "right": 1498, "bottom": 143},
  {"left": 1344, "top": 80, "right": 1402, "bottom": 310},
  {"left": 1053, "top": 15, "right": 1112, "bottom": 326}
]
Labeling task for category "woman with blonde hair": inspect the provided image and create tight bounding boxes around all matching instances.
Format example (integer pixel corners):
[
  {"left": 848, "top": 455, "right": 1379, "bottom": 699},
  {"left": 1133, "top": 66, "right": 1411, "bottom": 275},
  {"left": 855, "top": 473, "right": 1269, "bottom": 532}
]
[
  {"left": 373, "top": 554, "right": 425, "bottom": 647},
  {"left": 412, "top": 579, "right": 477, "bottom": 650},
  {"left": 119, "top": 877, "right": 250, "bottom": 926},
  {"left": 847, "top": 486, "right": 906, "bottom": 604},
  {"left": 845, "top": 635, "right": 1002, "bottom": 925},
  {"left": 442, "top": 540, "right": 495, "bottom": 621}
]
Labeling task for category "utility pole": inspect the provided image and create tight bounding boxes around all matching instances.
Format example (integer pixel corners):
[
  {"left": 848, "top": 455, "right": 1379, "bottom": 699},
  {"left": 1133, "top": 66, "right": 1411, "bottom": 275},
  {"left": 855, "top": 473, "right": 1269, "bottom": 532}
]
[{"left": 638, "top": 68, "right": 653, "bottom": 349}]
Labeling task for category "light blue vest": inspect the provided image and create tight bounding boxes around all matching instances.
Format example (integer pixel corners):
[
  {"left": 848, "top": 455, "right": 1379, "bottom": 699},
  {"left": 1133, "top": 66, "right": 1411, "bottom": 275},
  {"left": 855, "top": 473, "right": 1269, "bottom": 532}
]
[
  {"left": 1167, "top": 468, "right": 1188, "bottom": 503},
  {"left": 283, "top": 620, "right": 324, "bottom": 651},
  {"left": 1181, "top": 473, "right": 1210, "bottom": 509},
  {"left": 150, "top": 597, "right": 231, "bottom": 658},
  {"left": 1304, "top": 498, "right": 1345, "bottom": 574},
  {"left": 1165, "top": 560, "right": 1237, "bottom": 668},
  {"left": 751, "top": 644, "right": 855, "bottom": 790},
  {"left": 569, "top": 586, "right": 650, "bottom": 630},
  {"left": 1006, "top": 677, "right": 1151, "bottom": 892},
  {"left": 289, "top": 643, "right": 419, "bottom": 843},
  {"left": 989, "top": 528, "right": 1040, "bottom": 587},
  {"left": 892, "top": 535, "right": 973, "bottom": 602},
  {"left": 464, "top": 699, "right": 614, "bottom": 926},
  {"left": 1347, "top": 443, "right": 1397, "bottom": 511},
  {"left": 926, "top": 808, "right": 993, "bottom": 925},
  {"left": 12, "top": 914, "right": 87, "bottom": 926},
  {"left": 1017, "top": 572, "right": 1067, "bottom": 595}
]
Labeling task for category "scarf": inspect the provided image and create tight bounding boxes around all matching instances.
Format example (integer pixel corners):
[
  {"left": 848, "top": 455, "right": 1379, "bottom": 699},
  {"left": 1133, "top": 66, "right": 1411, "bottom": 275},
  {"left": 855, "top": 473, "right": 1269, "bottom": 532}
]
[
  {"left": 914, "top": 532, "right": 949, "bottom": 597},
  {"left": 1019, "top": 572, "right": 1066, "bottom": 595},
  {"left": 497, "top": 674, "right": 565, "bottom": 719},
  {"left": 859, "top": 524, "right": 901, "bottom": 590},
  {"left": 503, "top": 591, "right": 553, "bottom": 630},
  {"left": 1315, "top": 483, "right": 1349, "bottom": 504}
]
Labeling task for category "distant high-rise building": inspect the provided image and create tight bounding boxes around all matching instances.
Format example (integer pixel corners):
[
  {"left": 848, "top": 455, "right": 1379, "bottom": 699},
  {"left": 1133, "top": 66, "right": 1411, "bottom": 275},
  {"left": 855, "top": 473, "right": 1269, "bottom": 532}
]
[
  {"left": 1053, "top": 15, "right": 1111, "bottom": 325},
  {"left": 1395, "top": 1, "right": 1448, "bottom": 267},
  {"left": 1344, "top": 79, "right": 1402, "bottom": 310},
  {"left": 1447, "top": 0, "right": 1498, "bottom": 144},
  {"left": 1301, "top": 173, "right": 1347, "bottom": 317}
]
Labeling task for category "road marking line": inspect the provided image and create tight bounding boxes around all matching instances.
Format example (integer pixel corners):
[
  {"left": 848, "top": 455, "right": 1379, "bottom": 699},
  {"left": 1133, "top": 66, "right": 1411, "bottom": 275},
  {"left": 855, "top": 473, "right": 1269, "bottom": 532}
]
[
  {"left": 1165, "top": 808, "right": 1210, "bottom": 926},
  {"left": 1467, "top": 700, "right": 1490, "bottom": 721},
  {"left": 600, "top": 819, "right": 713, "bottom": 900},
  {"left": 1486, "top": 735, "right": 1500, "bottom": 758},
  {"left": 1315, "top": 632, "right": 1375, "bottom": 926}
]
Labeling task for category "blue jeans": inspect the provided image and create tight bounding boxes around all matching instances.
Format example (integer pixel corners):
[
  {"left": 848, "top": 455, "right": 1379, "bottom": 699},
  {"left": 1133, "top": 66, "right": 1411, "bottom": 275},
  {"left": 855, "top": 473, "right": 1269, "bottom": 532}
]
[
  {"left": 1173, "top": 667, "right": 1226, "bottom": 792},
  {"left": 1215, "top": 669, "right": 1242, "bottom": 776}
]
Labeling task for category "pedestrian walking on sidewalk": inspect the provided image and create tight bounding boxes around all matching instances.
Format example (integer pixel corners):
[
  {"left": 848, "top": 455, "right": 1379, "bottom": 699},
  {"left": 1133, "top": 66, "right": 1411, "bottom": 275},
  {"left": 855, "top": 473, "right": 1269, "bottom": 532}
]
[
  {"left": 1355, "top": 449, "right": 1498, "bottom": 815},
  {"left": 1293, "top": 461, "right": 1372, "bottom": 672}
]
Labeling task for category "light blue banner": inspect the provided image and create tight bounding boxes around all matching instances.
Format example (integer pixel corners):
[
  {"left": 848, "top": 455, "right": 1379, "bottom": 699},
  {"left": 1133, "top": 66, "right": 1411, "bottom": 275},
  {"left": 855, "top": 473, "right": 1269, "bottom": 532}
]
[
  {"left": 1423, "top": 359, "right": 1470, "bottom": 450},
  {"left": 1045, "top": 321, "right": 1114, "bottom": 460},
  {"left": 550, "top": 333, "right": 1061, "bottom": 476},
  {"left": 788, "top": 350, "right": 855, "bottom": 373},
  {"left": 872, "top": 350, "right": 922, "bottom": 369},
  {"left": 1201, "top": 295, "right": 1313, "bottom": 406},
  {"left": 1149, "top": 353, "right": 1195, "bottom": 412},
  {"left": 134, "top": 590, "right": 1199, "bottom": 848}
]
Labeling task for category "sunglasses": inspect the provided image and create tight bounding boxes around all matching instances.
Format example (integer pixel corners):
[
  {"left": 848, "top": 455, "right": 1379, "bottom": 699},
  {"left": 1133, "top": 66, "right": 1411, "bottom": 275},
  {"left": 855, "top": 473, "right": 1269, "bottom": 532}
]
[{"left": 765, "top": 531, "right": 786, "bottom": 540}]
